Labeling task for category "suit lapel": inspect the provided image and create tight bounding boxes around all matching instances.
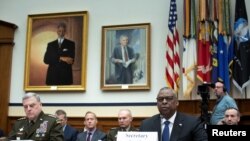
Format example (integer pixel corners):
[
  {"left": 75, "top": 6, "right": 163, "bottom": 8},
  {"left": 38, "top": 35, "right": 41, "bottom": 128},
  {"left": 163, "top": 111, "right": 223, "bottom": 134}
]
[
  {"left": 82, "top": 131, "right": 87, "bottom": 141},
  {"left": 77, "top": 131, "right": 87, "bottom": 141},
  {"left": 156, "top": 116, "right": 162, "bottom": 140},
  {"left": 91, "top": 129, "right": 99, "bottom": 141},
  {"left": 153, "top": 114, "right": 161, "bottom": 141},
  {"left": 52, "top": 40, "right": 60, "bottom": 49},
  {"left": 170, "top": 112, "right": 183, "bottom": 141},
  {"left": 118, "top": 47, "right": 123, "bottom": 59},
  {"left": 64, "top": 125, "right": 69, "bottom": 139}
]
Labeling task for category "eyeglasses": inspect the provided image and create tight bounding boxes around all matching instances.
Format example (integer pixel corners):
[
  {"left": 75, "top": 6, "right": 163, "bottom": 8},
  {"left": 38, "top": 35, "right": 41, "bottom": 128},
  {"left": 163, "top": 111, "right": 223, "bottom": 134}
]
[{"left": 156, "top": 96, "right": 174, "bottom": 102}]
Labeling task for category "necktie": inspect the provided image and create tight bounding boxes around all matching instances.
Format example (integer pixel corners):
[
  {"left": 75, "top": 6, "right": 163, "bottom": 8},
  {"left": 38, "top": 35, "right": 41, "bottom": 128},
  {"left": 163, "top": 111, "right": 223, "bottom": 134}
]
[
  {"left": 58, "top": 39, "right": 62, "bottom": 48},
  {"left": 86, "top": 132, "right": 92, "bottom": 141},
  {"left": 28, "top": 120, "right": 34, "bottom": 132},
  {"left": 162, "top": 121, "right": 170, "bottom": 141},
  {"left": 29, "top": 120, "right": 34, "bottom": 127},
  {"left": 124, "top": 47, "right": 128, "bottom": 61}
]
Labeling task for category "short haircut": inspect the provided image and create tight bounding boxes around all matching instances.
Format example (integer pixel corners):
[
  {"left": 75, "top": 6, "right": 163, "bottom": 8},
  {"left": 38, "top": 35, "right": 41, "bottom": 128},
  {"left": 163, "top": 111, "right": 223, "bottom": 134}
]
[
  {"left": 225, "top": 107, "right": 240, "bottom": 117},
  {"left": 118, "top": 109, "right": 132, "bottom": 117},
  {"left": 22, "top": 92, "right": 41, "bottom": 102},
  {"left": 120, "top": 34, "right": 128, "bottom": 40},
  {"left": 216, "top": 80, "right": 224, "bottom": 84},
  {"left": 57, "top": 22, "right": 66, "bottom": 30},
  {"left": 215, "top": 80, "right": 227, "bottom": 92},
  {"left": 55, "top": 109, "right": 67, "bottom": 119},
  {"left": 157, "top": 87, "right": 177, "bottom": 99},
  {"left": 85, "top": 111, "right": 97, "bottom": 120}
]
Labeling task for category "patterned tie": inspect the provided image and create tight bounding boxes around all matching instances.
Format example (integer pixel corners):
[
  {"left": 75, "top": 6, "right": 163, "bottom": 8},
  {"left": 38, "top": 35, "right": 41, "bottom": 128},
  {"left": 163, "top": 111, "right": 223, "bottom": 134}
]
[
  {"left": 162, "top": 121, "right": 170, "bottom": 141},
  {"left": 86, "top": 132, "right": 92, "bottom": 141}
]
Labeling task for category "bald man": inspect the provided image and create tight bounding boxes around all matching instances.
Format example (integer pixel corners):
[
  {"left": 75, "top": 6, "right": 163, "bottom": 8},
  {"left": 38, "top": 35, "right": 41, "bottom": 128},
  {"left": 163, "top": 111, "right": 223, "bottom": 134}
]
[{"left": 107, "top": 109, "right": 138, "bottom": 141}]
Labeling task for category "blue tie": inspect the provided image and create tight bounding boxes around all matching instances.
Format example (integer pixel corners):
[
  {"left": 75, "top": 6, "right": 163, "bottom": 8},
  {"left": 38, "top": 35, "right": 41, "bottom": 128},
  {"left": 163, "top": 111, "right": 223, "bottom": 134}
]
[{"left": 162, "top": 121, "right": 170, "bottom": 141}]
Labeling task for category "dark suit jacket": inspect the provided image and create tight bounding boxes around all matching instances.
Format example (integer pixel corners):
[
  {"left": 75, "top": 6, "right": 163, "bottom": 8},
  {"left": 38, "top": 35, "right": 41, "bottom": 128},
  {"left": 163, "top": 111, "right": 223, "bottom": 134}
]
[
  {"left": 111, "top": 46, "right": 135, "bottom": 84},
  {"left": 8, "top": 111, "right": 63, "bottom": 141},
  {"left": 64, "top": 124, "right": 78, "bottom": 141},
  {"left": 139, "top": 112, "right": 207, "bottom": 141},
  {"left": 0, "top": 129, "right": 4, "bottom": 137},
  {"left": 44, "top": 38, "right": 75, "bottom": 85},
  {"left": 76, "top": 129, "right": 107, "bottom": 141}
]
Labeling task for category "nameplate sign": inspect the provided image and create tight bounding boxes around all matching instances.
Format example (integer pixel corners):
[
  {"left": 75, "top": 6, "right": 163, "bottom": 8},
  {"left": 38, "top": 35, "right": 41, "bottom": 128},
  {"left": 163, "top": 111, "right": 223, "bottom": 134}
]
[{"left": 117, "top": 131, "right": 158, "bottom": 141}]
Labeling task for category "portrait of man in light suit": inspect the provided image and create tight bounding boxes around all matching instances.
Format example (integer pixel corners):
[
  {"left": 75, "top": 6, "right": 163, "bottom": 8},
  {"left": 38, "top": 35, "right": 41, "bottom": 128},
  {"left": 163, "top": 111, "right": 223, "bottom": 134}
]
[
  {"left": 111, "top": 35, "right": 137, "bottom": 84},
  {"left": 102, "top": 25, "right": 150, "bottom": 88}
]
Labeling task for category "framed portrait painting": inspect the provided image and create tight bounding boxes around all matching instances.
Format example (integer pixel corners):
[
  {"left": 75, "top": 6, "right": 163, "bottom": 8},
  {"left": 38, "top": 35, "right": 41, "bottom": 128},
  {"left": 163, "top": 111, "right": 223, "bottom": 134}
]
[
  {"left": 24, "top": 11, "right": 88, "bottom": 91},
  {"left": 101, "top": 23, "right": 151, "bottom": 90}
]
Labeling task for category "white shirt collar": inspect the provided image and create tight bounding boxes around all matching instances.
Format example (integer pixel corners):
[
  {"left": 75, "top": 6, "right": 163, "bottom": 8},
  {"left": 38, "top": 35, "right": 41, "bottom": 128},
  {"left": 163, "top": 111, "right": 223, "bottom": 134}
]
[
  {"left": 58, "top": 38, "right": 64, "bottom": 43},
  {"left": 161, "top": 111, "right": 177, "bottom": 124},
  {"left": 63, "top": 124, "right": 66, "bottom": 131}
]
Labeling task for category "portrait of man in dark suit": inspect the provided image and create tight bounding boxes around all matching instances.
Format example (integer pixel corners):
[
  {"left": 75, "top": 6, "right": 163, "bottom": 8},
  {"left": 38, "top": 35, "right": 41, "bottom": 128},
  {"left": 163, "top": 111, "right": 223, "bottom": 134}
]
[
  {"left": 44, "top": 22, "right": 75, "bottom": 85},
  {"left": 24, "top": 12, "right": 87, "bottom": 91}
]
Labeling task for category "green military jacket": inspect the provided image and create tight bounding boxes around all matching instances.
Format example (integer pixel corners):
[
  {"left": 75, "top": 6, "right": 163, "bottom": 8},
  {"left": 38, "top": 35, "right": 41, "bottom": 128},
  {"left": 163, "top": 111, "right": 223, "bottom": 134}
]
[
  {"left": 8, "top": 111, "right": 64, "bottom": 141},
  {"left": 107, "top": 126, "right": 138, "bottom": 141}
]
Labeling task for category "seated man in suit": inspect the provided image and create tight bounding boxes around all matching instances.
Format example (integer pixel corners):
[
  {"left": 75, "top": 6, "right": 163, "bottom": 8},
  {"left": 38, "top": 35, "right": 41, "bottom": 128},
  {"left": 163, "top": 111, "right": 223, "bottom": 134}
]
[
  {"left": 139, "top": 87, "right": 207, "bottom": 141},
  {"left": 107, "top": 109, "right": 138, "bottom": 141},
  {"left": 76, "top": 111, "right": 106, "bottom": 141},
  {"left": 55, "top": 109, "right": 78, "bottom": 141}
]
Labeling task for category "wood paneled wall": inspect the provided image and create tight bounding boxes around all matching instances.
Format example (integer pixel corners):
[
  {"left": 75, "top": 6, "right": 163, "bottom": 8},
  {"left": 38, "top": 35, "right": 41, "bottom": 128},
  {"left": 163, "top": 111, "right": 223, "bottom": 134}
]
[
  {"left": 6, "top": 99, "right": 250, "bottom": 134},
  {"left": 0, "top": 20, "right": 17, "bottom": 133}
]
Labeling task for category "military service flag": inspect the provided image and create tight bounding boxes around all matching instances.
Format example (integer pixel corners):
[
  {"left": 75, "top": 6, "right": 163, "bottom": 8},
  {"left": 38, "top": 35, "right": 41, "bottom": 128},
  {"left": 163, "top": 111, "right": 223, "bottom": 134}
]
[{"left": 232, "top": 0, "right": 250, "bottom": 93}]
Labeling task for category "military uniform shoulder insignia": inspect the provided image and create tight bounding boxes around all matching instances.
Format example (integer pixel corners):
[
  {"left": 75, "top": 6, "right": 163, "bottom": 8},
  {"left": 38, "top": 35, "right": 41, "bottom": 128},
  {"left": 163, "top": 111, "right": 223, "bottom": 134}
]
[
  {"left": 110, "top": 127, "right": 117, "bottom": 130},
  {"left": 47, "top": 114, "right": 57, "bottom": 118},
  {"left": 56, "top": 118, "right": 62, "bottom": 124},
  {"left": 130, "top": 127, "right": 139, "bottom": 131},
  {"left": 17, "top": 117, "right": 26, "bottom": 120}
]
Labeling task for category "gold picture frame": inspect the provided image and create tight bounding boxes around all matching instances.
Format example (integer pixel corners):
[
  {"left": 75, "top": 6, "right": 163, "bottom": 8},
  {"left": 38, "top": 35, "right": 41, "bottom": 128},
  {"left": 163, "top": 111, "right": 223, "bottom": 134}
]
[
  {"left": 101, "top": 23, "right": 151, "bottom": 90},
  {"left": 24, "top": 11, "right": 88, "bottom": 91}
]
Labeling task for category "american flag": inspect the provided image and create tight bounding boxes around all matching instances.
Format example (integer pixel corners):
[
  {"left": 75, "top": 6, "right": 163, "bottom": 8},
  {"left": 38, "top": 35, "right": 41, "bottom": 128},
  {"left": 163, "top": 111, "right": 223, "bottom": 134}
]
[{"left": 166, "top": 0, "right": 180, "bottom": 92}]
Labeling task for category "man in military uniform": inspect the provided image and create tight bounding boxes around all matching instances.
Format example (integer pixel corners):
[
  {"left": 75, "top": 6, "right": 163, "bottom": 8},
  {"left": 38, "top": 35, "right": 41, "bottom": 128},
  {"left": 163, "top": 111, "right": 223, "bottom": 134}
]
[
  {"left": 8, "top": 92, "right": 64, "bottom": 141},
  {"left": 107, "top": 109, "right": 138, "bottom": 141}
]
